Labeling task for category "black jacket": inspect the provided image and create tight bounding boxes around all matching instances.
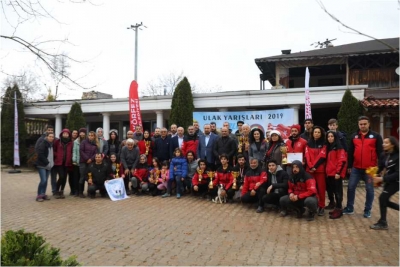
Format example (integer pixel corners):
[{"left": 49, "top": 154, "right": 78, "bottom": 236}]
[
  {"left": 35, "top": 139, "right": 53, "bottom": 168},
  {"left": 87, "top": 162, "right": 110, "bottom": 185},
  {"left": 379, "top": 152, "right": 399, "bottom": 184},
  {"left": 265, "top": 166, "right": 289, "bottom": 196},
  {"left": 213, "top": 136, "right": 236, "bottom": 163},
  {"left": 154, "top": 136, "right": 171, "bottom": 162}
]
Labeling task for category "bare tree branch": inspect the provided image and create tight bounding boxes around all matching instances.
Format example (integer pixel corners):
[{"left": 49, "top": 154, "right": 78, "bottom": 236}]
[{"left": 316, "top": 0, "right": 399, "bottom": 52}]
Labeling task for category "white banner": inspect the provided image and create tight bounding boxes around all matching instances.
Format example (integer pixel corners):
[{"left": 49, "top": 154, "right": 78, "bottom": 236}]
[
  {"left": 193, "top": 109, "right": 295, "bottom": 140},
  {"left": 305, "top": 67, "right": 312, "bottom": 119},
  {"left": 104, "top": 178, "right": 130, "bottom": 201},
  {"left": 13, "top": 91, "right": 20, "bottom": 166}
]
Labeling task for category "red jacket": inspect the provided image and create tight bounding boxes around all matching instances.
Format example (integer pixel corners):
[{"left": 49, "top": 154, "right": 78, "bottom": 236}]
[
  {"left": 53, "top": 129, "right": 73, "bottom": 167},
  {"left": 326, "top": 148, "right": 347, "bottom": 178},
  {"left": 305, "top": 140, "right": 327, "bottom": 173},
  {"left": 133, "top": 164, "right": 149, "bottom": 182},
  {"left": 286, "top": 136, "right": 308, "bottom": 154},
  {"left": 348, "top": 130, "right": 383, "bottom": 169},
  {"left": 192, "top": 172, "right": 210, "bottom": 186},
  {"left": 241, "top": 167, "right": 267, "bottom": 196},
  {"left": 213, "top": 166, "right": 233, "bottom": 190},
  {"left": 137, "top": 139, "right": 153, "bottom": 165},
  {"left": 288, "top": 163, "right": 317, "bottom": 199},
  {"left": 182, "top": 135, "right": 199, "bottom": 157}
]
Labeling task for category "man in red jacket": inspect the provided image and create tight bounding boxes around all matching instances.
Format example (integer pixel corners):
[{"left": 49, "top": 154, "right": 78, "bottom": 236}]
[
  {"left": 343, "top": 116, "right": 383, "bottom": 218},
  {"left": 241, "top": 158, "right": 267, "bottom": 208},
  {"left": 182, "top": 125, "right": 199, "bottom": 157},
  {"left": 286, "top": 124, "right": 308, "bottom": 175},
  {"left": 280, "top": 160, "right": 318, "bottom": 221}
]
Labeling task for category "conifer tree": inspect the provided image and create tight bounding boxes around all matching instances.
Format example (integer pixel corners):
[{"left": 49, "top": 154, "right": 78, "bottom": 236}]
[
  {"left": 65, "top": 102, "right": 86, "bottom": 131},
  {"left": 1, "top": 85, "right": 28, "bottom": 166},
  {"left": 170, "top": 77, "right": 194, "bottom": 133},
  {"left": 337, "top": 89, "right": 364, "bottom": 146}
]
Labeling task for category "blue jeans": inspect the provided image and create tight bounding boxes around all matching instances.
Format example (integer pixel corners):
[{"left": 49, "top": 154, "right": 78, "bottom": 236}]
[
  {"left": 346, "top": 167, "right": 374, "bottom": 211},
  {"left": 37, "top": 168, "right": 51, "bottom": 196},
  {"left": 167, "top": 176, "right": 182, "bottom": 194}
]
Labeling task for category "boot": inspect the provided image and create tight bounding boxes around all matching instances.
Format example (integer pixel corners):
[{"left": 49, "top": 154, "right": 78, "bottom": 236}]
[
  {"left": 59, "top": 191, "right": 65, "bottom": 199},
  {"left": 54, "top": 192, "right": 62, "bottom": 199},
  {"left": 329, "top": 208, "right": 343, "bottom": 219}
]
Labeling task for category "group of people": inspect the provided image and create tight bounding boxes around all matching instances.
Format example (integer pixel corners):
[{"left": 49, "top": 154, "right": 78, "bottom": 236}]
[{"left": 34, "top": 116, "right": 399, "bottom": 230}]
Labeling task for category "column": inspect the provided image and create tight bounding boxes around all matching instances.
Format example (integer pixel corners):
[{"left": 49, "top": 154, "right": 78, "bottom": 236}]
[
  {"left": 289, "top": 105, "right": 300, "bottom": 124},
  {"left": 379, "top": 112, "right": 384, "bottom": 138},
  {"left": 102, "top": 113, "right": 110, "bottom": 140},
  {"left": 55, "top": 114, "right": 62, "bottom": 137},
  {"left": 155, "top": 110, "right": 164, "bottom": 128},
  {"left": 219, "top": 108, "right": 228, "bottom": 112}
]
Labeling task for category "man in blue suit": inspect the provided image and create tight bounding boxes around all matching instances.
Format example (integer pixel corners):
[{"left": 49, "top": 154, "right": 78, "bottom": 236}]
[{"left": 197, "top": 124, "right": 218, "bottom": 171}]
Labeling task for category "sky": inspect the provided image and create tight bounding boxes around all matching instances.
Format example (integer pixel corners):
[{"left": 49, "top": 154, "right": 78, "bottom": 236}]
[{"left": 1, "top": 0, "right": 399, "bottom": 100}]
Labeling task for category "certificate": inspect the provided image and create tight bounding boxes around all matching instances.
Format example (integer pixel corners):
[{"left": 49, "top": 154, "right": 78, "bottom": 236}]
[{"left": 287, "top": 153, "right": 303, "bottom": 164}]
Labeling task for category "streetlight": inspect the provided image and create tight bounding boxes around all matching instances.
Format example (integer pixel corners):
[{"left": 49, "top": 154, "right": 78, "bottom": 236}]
[{"left": 127, "top": 22, "right": 147, "bottom": 81}]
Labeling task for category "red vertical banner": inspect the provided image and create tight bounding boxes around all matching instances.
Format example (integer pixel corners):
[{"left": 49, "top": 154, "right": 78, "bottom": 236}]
[{"left": 129, "top": 80, "right": 142, "bottom": 131}]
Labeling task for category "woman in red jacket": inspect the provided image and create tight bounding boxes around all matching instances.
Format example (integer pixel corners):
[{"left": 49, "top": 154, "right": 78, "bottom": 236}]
[
  {"left": 305, "top": 126, "right": 327, "bottom": 216},
  {"left": 137, "top": 130, "right": 154, "bottom": 166},
  {"left": 325, "top": 131, "right": 347, "bottom": 219},
  {"left": 53, "top": 129, "right": 73, "bottom": 199}
]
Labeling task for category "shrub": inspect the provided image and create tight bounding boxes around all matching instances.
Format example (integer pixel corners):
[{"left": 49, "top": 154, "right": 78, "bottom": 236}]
[{"left": 1, "top": 229, "right": 80, "bottom": 266}]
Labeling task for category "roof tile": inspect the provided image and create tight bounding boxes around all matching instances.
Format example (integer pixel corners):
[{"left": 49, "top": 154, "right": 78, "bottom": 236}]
[{"left": 361, "top": 96, "right": 399, "bottom": 109}]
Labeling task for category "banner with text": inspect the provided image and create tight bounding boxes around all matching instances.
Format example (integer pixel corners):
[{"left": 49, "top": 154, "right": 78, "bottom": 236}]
[
  {"left": 129, "top": 80, "right": 143, "bottom": 131},
  {"left": 193, "top": 109, "right": 295, "bottom": 140}
]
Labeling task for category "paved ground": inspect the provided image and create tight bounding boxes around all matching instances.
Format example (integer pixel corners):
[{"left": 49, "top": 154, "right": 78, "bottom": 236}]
[{"left": 1, "top": 170, "right": 399, "bottom": 266}]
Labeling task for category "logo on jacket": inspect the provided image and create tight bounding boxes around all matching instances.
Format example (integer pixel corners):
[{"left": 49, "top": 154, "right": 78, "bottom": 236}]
[
  {"left": 369, "top": 135, "right": 373, "bottom": 138},
  {"left": 355, "top": 135, "right": 358, "bottom": 139}
]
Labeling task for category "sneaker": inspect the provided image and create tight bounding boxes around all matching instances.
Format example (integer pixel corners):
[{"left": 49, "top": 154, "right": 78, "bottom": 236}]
[
  {"left": 279, "top": 210, "right": 288, "bottom": 217},
  {"left": 43, "top": 195, "right": 51, "bottom": 200},
  {"left": 329, "top": 209, "right": 343, "bottom": 219},
  {"left": 176, "top": 193, "right": 181, "bottom": 199},
  {"left": 325, "top": 202, "right": 336, "bottom": 210},
  {"left": 363, "top": 210, "right": 371, "bottom": 218},
  {"left": 54, "top": 192, "right": 62, "bottom": 199},
  {"left": 342, "top": 207, "right": 354, "bottom": 215},
  {"left": 162, "top": 193, "right": 170, "bottom": 198},
  {"left": 256, "top": 206, "right": 264, "bottom": 213},
  {"left": 36, "top": 197, "right": 44, "bottom": 202},
  {"left": 370, "top": 221, "right": 388, "bottom": 230},
  {"left": 318, "top": 208, "right": 325, "bottom": 216},
  {"left": 307, "top": 211, "right": 315, "bottom": 221},
  {"left": 79, "top": 193, "right": 86, "bottom": 198}
]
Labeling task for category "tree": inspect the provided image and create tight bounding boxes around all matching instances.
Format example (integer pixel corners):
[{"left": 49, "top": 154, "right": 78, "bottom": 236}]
[
  {"left": 2, "top": 69, "right": 44, "bottom": 101},
  {"left": 169, "top": 77, "right": 194, "bottom": 133},
  {"left": 1, "top": 85, "right": 28, "bottom": 166},
  {"left": 337, "top": 89, "right": 364, "bottom": 146},
  {"left": 65, "top": 102, "right": 86, "bottom": 131}
]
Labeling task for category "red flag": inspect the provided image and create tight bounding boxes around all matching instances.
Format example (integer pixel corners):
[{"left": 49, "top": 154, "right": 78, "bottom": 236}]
[{"left": 129, "top": 80, "right": 142, "bottom": 131}]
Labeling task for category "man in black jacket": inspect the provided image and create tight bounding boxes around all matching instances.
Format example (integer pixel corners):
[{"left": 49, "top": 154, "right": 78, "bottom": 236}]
[
  {"left": 154, "top": 128, "right": 171, "bottom": 162},
  {"left": 300, "top": 119, "right": 314, "bottom": 141},
  {"left": 213, "top": 127, "right": 236, "bottom": 168},
  {"left": 87, "top": 153, "right": 110, "bottom": 198},
  {"left": 258, "top": 159, "right": 289, "bottom": 213}
]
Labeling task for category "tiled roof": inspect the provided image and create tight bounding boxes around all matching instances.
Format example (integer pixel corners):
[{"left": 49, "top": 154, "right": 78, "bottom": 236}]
[{"left": 361, "top": 96, "right": 399, "bottom": 109}]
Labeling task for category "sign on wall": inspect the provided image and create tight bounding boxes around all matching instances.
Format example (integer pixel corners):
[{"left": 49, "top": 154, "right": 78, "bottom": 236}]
[{"left": 193, "top": 109, "right": 295, "bottom": 139}]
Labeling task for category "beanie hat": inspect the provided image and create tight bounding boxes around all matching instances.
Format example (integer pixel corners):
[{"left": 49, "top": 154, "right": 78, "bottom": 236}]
[
  {"left": 79, "top": 128, "right": 87, "bottom": 134},
  {"left": 269, "top": 130, "right": 281, "bottom": 136},
  {"left": 291, "top": 124, "right": 301, "bottom": 132}
]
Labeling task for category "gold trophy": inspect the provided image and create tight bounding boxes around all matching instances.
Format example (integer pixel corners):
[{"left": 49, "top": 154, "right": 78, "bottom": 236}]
[
  {"left": 145, "top": 141, "right": 151, "bottom": 155},
  {"left": 197, "top": 169, "right": 203, "bottom": 182},
  {"left": 244, "top": 136, "right": 249, "bottom": 151},
  {"left": 207, "top": 171, "right": 215, "bottom": 189},
  {"left": 115, "top": 163, "right": 120, "bottom": 178},
  {"left": 231, "top": 171, "right": 239, "bottom": 190},
  {"left": 238, "top": 136, "right": 243, "bottom": 153},
  {"left": 154, "top": 170, "right": 160, "bottom": 184},
  {"left": 88, "top": 172, "right": 93, "bottom": 185},
  {"left": 161, "top": 169, "right": 166, "bottom": 182},
  {"left": 280, "top": 145, "right": 288, "bottom": 165},
  {"left": 366, "top": 166, "right": 380, "bottom": 187}
]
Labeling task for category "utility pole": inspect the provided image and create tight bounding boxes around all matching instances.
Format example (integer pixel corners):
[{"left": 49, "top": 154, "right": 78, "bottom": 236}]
[{"left": 127, "top": 22, "right": 147, "bottom": 81}]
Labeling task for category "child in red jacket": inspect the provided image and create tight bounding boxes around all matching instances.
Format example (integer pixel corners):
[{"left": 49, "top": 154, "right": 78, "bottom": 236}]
[
  {"left": 325, "top": 131, "right": 347, "bottom": 219},
  {"left": 131, "top": 154, "right": 149, "bottom": 195}
]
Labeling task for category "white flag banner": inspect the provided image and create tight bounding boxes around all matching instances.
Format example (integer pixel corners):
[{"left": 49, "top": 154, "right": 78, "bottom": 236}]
[
  {"left": 104, "top": 178, "right": 130, "bottom": 201},
  {"left": 13, "top": 91, "right": 20, "bottom": 166},
  {"left": 305, "top": 67, "right": 312, "bottom": 119}
]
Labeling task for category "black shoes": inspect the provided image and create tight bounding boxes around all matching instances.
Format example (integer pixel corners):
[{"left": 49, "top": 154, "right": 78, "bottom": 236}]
[
  {"left": 307, "top": 211, "right": 315, "bottom": 221},
  {"left": 296, "top": 207, "right": 306, "bottom": 218},
  {"left": 370, "top": 221, "right": 388, "bottom": 230},
  {"left": 318, "top": 207, "right": 325, "bottom": 216},
  {"left": 279, "top": 210, "right": 288, "bottom": 217},
  {"left": 256, "top": 206, "right": 264, "bottom": 213}
]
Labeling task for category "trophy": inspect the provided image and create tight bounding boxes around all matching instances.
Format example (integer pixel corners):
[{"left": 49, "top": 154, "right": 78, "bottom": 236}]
[
  {"left": 238, "top": 136, "right": 243, "bottom": 153},
  {"left": 115, "top": 163, "right": 120, "bottom": 178},
  {"left": 366, "top": 166, "right": 380, "bottom": 187},
  {"left": 244, "top": 136, "right": 249, "bottom": 151},
  {"left": 154, "top": 170, "right": 160, "bottom": 184},
  {"left": 197, "top": 169, "right": 203, "bottom": 182},
  {"left": 161, "top": 169, "right": 166, "bottom": 182},
  {"left": 88, "top": 172, "right": 93, "bottom": 185},
  {"left": 231, "top": 171, "right": 239, "bottom": 190},
  {"left": 207, "top": 171, "right": 215, "bottom": 189},
  {"left": 280, "top": 145, "right": 288, "bottom": 165},
  {"left": 145, "top": 141, "right": 151, "bottom": 155}
]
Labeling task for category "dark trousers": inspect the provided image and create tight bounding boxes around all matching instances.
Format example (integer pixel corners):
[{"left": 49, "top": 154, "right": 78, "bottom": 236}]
[
  {"left": 327, "top": 176, "right": 343, "bottom": 209},
  {"left": 379, "top": 183, "right": 399, "bottom": 222},
  {"left": 193, "top": 184, "right": 209, "bottom": 195},
  {"left": 241, "top": 188, "right": 263, "bottom": 206},
  {"left": 67, "top": 169, "right": 75, "bottom": 194},
  {"left": 182, "top": 178, "right": 192, "bottom": 192},
  {"left": 88, "top": 184, "right": 107, "bottom": 197},
  {"left": 262, "top": 192, "right": 282, "bottom": 207},
  {"left": 148, "top": 182, "right": 159, "bottom": 196},
  {"left": 71, "top": 165, "right": 80, "bottom": 195},
  {"left": 280, "top": 195, "right": 318, "bottom": 213},
  {"left": 167, "top": 176, "right": 182, "bottom": 194},
  {"left": 54, "top": 165, "right": 68, "bottom": 192},
  {"left": 210, "top": 187, "right": 235, "bottom": 199},
  {"left": 326, "top": 176, "right": 334, "bottom": 204}
]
